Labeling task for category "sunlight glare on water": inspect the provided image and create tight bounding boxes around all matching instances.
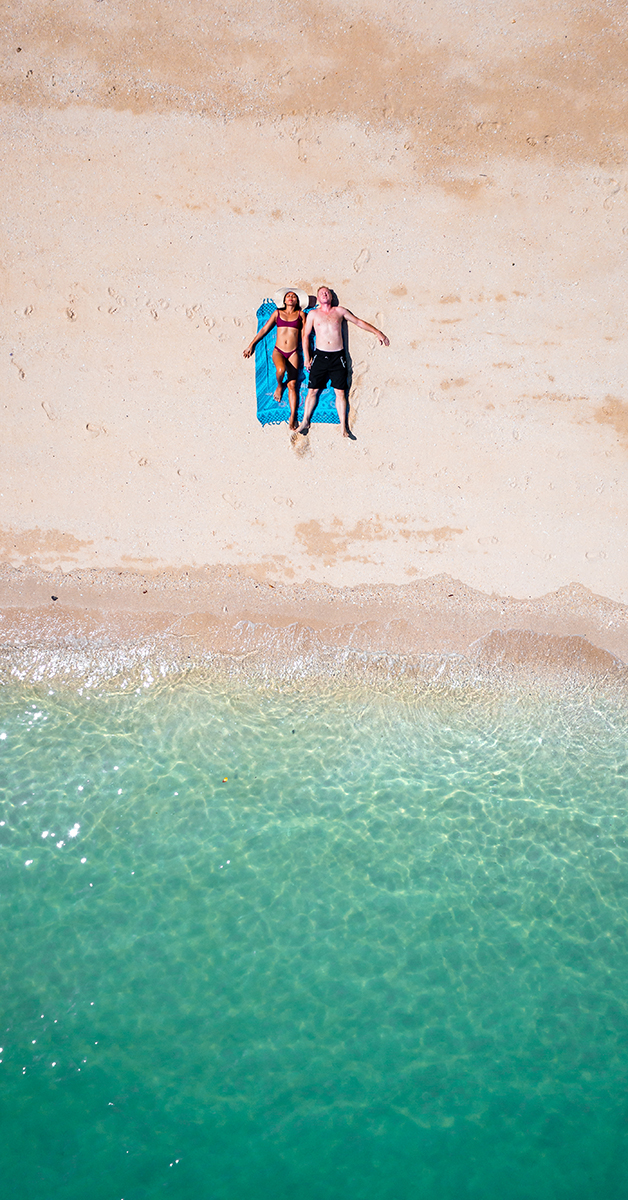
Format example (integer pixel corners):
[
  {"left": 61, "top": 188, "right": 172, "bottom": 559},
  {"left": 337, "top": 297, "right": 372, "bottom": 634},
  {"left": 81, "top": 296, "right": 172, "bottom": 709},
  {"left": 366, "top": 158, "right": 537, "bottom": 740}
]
[{"left": 0, "top": 676, "right": 627, "bottom": 1200}]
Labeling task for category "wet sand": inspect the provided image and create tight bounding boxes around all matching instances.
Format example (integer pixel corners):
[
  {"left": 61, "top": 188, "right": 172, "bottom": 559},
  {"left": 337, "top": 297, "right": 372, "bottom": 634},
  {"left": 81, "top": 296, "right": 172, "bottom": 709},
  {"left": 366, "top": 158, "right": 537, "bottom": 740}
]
[
  {"left": 1, "top": 566, "right": 627, "bottom": 694},
  {"left": 2, "top": 1, "right": 628, "bottom": 666}
]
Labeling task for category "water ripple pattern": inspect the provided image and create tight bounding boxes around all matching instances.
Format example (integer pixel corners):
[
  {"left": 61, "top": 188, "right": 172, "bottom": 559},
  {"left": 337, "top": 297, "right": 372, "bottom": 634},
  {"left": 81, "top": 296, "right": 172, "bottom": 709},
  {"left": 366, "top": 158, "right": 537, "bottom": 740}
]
[{"left": 0, "top": 678, "right": 627, "bottom": 1199}]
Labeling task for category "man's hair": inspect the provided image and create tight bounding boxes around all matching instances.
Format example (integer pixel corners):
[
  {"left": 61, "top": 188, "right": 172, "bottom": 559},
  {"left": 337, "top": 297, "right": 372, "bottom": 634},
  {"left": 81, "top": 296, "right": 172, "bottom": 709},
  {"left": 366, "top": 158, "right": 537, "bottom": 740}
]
[{"left": 317, "top": 285, "right": 332, "bottom": 296}]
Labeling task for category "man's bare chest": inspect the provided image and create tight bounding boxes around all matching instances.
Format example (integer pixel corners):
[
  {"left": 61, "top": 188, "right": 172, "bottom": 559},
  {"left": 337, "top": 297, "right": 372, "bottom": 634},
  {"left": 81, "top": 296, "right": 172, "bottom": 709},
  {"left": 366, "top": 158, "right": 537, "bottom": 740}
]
[{"left": 313, "top": 312, "right": 343, "bottom": 337}]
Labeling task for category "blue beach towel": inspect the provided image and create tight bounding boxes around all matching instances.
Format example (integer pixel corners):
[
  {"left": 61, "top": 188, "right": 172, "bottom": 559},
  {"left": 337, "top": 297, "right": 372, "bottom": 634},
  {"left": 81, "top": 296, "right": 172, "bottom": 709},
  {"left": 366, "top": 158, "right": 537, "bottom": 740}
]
[{"left": 255, "top": 300, "right": 340, "bottom": 426}]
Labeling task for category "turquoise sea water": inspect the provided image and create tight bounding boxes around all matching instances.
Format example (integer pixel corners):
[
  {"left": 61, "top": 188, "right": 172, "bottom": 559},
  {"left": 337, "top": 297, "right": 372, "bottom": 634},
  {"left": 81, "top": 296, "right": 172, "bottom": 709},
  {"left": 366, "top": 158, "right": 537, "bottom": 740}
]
[{"left": 1, "top": 673, "right": 628, "bottom": 1199}]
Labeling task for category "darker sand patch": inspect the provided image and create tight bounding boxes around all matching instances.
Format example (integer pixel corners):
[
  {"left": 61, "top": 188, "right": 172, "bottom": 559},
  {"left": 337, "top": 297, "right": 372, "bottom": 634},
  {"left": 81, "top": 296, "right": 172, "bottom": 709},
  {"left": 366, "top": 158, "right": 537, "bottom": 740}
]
[
  {"left": 532, "top": 392, "right": 588, "bottom": 403},
  {"left": 0, "top": 528, "right": 92, "bottom": 560},
  {"left": 295, "top": 519, "right": 464, "bottom": 564},
  {"left": 594, "top": 395, "right": 628, "bottom": 449}
]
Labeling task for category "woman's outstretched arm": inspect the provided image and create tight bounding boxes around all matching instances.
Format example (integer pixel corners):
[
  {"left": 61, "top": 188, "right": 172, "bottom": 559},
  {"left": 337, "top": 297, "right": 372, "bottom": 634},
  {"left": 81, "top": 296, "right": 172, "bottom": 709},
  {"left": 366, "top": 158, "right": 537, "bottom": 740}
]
[{"left": 243, "top": 310, "right": 278, "bottom": 357}]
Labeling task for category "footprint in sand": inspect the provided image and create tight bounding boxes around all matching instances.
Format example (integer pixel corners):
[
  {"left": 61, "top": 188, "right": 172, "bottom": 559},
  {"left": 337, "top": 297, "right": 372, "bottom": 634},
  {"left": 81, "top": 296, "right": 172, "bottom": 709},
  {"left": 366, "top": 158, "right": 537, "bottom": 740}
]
[
  {"left": 178, "top": 468, "right": 198, "bottom": 483},
  {"left": 585, "top": 550, "right": 607, "bottom": 561},
  {"left": 146, "top": 298, "right": 168, "bottom": 319},
  {"left": 203, "top": 317, "right": 216, "bottom": 331},
  {"left": 604, "top": 181, "right": 620, "bottom": 210},
  {"left": 129, "top": 451, "right": 149, "bottom": 466},
  {"left": 290, "top": 432, "right": 312, "bottom": 458},
  {"left": 222, "top": 491, "right": 241, "bottom": 508},
  {"left": 478, "top": 536, "right": 499, "bottom": 545},
  {"left": 41, "top": 401, "right": 58, "bottom": 421},
  {"left": 349, "top": 379, "right": 367, "bottom": 415},
  {"left": 11, "top": 359, "right": 26, "bottom": 379},
  {"left": 351, "top": 361, "right": 369, "bottom": 392},
  {"left": 273, "top": 496, "right": 294, "bottom": 507},
  {"left": 86, "top": 422, "right": 107, "bottom": 437},
  {"left": 372, "top": 387, "right": 381, "bottom": 408},
  {"left": 353, "top": 248, "right": 370, "bottom": 273}
]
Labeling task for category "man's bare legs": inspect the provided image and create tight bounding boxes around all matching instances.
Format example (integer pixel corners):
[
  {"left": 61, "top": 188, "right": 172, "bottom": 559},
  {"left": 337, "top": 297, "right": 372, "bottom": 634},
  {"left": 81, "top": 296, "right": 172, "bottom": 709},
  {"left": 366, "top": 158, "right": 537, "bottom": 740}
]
[
  {"left": 295, "top": 388, "right": 320, "bottom": 436},
  {"left": 332, "top": 387, "right": 356, "bottom": 439},
  {"left": 295, "top": 387, "right": 355, "bottom": 439}
]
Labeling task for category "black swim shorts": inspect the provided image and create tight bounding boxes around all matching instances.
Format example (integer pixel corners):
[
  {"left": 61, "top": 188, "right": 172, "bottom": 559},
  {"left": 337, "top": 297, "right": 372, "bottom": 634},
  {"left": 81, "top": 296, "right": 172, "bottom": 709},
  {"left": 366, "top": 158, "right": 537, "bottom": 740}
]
[{"left": 308, "top": 348, "right": 348, "bottom": 392}]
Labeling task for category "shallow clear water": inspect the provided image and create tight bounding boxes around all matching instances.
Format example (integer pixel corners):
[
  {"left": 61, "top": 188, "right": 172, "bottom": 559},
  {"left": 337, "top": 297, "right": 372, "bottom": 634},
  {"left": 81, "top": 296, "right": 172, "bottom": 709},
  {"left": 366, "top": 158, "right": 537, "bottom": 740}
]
[{"left": 1, "top": 677, "right": 628, "bottom": 1199}]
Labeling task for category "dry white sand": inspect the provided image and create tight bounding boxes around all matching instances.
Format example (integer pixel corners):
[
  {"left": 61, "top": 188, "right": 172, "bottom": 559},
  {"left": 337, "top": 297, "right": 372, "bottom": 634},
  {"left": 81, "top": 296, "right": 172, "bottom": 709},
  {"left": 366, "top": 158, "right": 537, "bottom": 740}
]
[{"left": 1, "top": 1, "right": 627, "bottom": 661}]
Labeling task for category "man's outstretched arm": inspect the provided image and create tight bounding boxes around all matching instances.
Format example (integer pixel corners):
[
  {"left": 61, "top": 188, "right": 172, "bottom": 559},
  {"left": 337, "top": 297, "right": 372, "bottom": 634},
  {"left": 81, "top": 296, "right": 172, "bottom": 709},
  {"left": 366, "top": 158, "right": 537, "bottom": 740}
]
[{"left": 342, "top": 308, "right": 390, "bottom": 346}]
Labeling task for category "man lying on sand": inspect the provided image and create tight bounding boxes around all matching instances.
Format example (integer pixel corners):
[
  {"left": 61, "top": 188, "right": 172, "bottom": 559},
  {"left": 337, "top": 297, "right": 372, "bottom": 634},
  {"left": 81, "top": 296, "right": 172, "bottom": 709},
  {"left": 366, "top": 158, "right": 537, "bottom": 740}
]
[{"left": 294, "top": 286, "right": 389, "bottom": 440}]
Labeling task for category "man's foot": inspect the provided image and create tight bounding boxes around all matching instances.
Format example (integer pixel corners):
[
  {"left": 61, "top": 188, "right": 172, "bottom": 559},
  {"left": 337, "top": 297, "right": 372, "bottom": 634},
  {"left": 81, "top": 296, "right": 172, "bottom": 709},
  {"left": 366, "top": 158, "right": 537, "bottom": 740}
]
[{"left": 343, "top": 427, "right": 357, "bottom": 440}]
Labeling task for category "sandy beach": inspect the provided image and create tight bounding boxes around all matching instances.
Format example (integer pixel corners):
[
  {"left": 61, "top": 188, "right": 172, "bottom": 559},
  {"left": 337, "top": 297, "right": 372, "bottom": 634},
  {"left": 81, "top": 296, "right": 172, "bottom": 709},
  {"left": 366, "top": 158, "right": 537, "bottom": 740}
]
[{"left": 2, "top": 0, "right": 628, "bottom": 666}]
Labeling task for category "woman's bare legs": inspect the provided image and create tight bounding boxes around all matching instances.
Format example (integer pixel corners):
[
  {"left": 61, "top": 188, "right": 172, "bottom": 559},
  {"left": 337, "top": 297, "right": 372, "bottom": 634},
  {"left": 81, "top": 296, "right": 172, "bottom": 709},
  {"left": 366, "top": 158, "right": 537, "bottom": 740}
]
[
  {"left": 272, "top": 348, "right": 300, "bottom": 406},
  {"left": 272, "top": 348, "right": 287, "bottom": 402}
]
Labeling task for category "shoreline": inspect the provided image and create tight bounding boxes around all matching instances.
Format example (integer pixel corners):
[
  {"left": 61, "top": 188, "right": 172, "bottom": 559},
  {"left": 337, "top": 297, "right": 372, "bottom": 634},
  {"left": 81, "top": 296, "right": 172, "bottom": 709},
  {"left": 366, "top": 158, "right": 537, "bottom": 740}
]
[{"left": 1, "top": 565, "right": 627, "bottom": 691}]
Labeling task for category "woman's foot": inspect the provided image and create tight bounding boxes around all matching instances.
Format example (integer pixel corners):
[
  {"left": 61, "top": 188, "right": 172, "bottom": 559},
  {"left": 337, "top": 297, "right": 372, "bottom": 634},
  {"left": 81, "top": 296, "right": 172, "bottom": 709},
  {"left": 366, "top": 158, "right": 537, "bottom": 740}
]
[{"left": 274, "top": 383, "right": 285, "bottom": 402}]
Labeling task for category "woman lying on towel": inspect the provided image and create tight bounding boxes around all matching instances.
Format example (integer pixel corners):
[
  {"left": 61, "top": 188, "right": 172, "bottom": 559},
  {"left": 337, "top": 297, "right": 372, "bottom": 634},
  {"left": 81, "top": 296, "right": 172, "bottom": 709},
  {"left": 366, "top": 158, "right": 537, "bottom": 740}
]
[{"left": 243, "top": 287, "right": 309, "bottom": 430}]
